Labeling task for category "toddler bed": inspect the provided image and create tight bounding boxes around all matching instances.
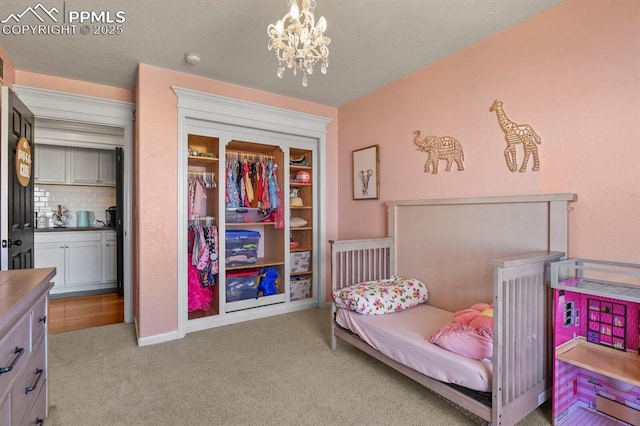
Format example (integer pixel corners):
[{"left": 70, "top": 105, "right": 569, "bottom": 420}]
[{"left": 330, "top": 194, "right": 577, "bottom": 426}]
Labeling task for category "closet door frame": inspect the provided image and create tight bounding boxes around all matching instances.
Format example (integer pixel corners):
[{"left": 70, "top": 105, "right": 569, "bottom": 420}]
[{"left": 174, "top": 87, "right": 330, "bottom": 338}]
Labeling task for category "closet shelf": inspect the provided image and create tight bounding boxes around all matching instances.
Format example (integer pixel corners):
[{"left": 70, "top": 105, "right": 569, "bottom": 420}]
[
  {"left": 291, "top": 227, "right": 312, "bottom": 231},
  {"left": 290, "top": 165, "right": 312, "bottom": 171},
  {"left": 188, "top": 155, "right": 218, "bottom": 167},
  {"left": 291, "top": 247, "right": 312, "bottom": 253},
  {"left": 226, "top": 257, "right": 284, "bottom": 271},
  {"left": 290, "top": 182, "right": 312, "bottom": 187},
  {"left": 291, "top": 206, "right": 312, "bottom": 210},
  {"left": 226, "top": 221, "right": 277, "bottom": 227}
]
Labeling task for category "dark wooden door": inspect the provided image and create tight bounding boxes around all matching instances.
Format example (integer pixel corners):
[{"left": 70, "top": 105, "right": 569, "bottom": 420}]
[
  {"left": 115, "top": 146, "right": 124, "bottom": 296},
  {"left": 3, "top": 88, "right": 35, "bottom": 269}
]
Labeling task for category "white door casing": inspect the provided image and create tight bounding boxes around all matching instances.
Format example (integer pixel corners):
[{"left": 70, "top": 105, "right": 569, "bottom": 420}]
[{"left": 12, "top": 85, "right": 135, "bottom": 323}]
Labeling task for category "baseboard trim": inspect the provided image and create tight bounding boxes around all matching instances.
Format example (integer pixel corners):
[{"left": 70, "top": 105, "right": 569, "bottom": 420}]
[{"left": 137, "top": 329, "right": 180, "bottom": 347}]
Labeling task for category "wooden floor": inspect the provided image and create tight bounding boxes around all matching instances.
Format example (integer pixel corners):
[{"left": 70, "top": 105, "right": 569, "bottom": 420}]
[{"left": 48, "top": 293, "right": 124, "bottom": 333}]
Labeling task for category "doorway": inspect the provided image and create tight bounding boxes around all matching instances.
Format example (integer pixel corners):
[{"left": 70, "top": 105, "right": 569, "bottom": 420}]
[{"left": 12, "top": 85, "right": 135, "bottom": 324}]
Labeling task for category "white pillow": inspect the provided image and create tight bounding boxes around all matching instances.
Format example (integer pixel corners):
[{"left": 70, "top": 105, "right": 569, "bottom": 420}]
[{"left": 290, "top": 217, "right": 308, "bottom": 228}]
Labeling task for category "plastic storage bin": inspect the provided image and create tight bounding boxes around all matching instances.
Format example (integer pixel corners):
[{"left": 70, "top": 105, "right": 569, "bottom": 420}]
[
  {"left": 226, "top": 269, "right": 260, "bottom": 302},
  {"left": 290, "top": 251, "right": 311, "bottom": 273},
  {"left": 226, "top": 230, "right": 260, "bottom": 266},
  {"left": 226, "top": 208, "right": 270, "bottom": 223},
  {"left": 290, "top": 277, "right": 311, "bottom": 300}
]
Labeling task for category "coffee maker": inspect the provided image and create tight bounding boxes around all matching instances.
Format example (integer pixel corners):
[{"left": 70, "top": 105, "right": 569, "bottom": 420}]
[{"left": 106, "top": 206, "right": 117, "bottom": 227}]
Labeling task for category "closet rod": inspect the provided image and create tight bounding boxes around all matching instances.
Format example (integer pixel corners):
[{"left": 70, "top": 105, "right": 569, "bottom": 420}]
[
  {"left": 188, "top": 216, "right": 216, "bottom": 226},
  {"left": 225, "top": 150, "right": 274, "bottom": 161}
]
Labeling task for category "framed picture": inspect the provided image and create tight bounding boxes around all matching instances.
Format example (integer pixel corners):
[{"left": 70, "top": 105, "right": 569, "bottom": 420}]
[{"left": 352, "top": 145, "right": 379, "bottom": 200}]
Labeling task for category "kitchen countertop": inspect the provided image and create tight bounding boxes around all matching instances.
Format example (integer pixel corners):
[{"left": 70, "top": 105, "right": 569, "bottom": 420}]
[{"left": 35, "top": 226, "right": 115, "bottom": 232}]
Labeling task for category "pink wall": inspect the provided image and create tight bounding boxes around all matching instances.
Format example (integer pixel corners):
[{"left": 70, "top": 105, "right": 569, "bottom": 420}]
[
  {"left": 14, "top": 70, "right": 134, "bottom": 103},
  {"left": 136, "top": 64, "right": 338, "bottom": 338},
  {"left": 337, "top": 0, "right": 640, "bottom": 264},
  {"left": 0, "top": 44, "right": 15, "bottom": 86}
]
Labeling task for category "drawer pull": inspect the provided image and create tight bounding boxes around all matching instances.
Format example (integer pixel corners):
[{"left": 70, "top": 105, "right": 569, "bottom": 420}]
[
  {"left": 25, "top": 368, "right": 44, "bottom": 394},
  {"left": 36, "top": 419, "right": 44, "bottom": 425},
  {"left": 39, "top": 315, "right": 47, "bottom": 324},
  {"left": 0, "top": 346, "right": 24, "bottom": 374}
]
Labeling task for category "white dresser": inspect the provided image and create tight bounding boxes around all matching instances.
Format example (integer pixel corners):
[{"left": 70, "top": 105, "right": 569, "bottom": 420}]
[{"left": 0, "top": 268, "right": 55, "bottom": 425}]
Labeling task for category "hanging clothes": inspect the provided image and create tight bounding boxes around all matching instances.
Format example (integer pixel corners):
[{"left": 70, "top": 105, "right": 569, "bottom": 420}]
[
  {"left": 224, "top": 153, "right": 283, "bottom": 228},
  {"left": 188, "top": 223, "right": 219, "bottom": 286},
  {"left": 188, "top": 171, "right": 216, "bottom": 220}
]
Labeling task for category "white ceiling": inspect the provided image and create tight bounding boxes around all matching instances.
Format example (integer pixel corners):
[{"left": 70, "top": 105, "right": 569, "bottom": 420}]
[{"left": 0, "top": 0, "right": 565, "bottom": 107}]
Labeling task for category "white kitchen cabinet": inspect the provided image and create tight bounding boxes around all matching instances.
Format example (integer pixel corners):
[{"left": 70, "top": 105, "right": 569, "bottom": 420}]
[
  {"left": 32, "top": 241, "right": 65, "bottom": 289},
  {"left": 70, "top": 147, "right": 100, "bottom": 184},
  {"left": 102, "top": 231, "right": 117, "bottom": 282},
  {"left": 34, "top": 144, "right": 66, "bottom": 183},
  {"left": 35, "top": 145, "right": 115, "bottom": 186},
  {"left": 64, "top": 240, "right": 102, "bottom": 285},
  {"left": 100, "top": 149, "right": 116, "bottom": 185},
  {"left": 70, "top": 147, "right": 114, "bottom": 185},
  {"left": 35, "top": 231, "right": 115, "bottom": 295}
]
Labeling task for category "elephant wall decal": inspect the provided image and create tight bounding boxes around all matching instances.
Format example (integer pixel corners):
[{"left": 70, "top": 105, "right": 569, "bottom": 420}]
[{"left": 413, "top": 130, "right": 465, "bottom": 174}]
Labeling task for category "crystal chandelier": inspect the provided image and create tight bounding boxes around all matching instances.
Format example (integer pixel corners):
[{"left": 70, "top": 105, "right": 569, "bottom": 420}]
[{"left": 267, "top": 0, "right": 331, "bottom": 87}]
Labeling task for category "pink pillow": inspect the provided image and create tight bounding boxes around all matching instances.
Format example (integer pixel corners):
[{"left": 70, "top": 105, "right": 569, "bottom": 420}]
[
  {"left": 429, "top": 322, "right": 493, "bottom": 360},
  {"left": 453, "top": 309, "right": 480, "bottom": 324}
]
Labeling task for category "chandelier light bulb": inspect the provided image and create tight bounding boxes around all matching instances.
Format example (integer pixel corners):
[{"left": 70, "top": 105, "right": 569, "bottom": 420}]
[
  {"left": 317, "top": 16, "right": 326, "bottom": 32},
  {"left": 267, "top": 0, "right": 331, "bottom": 87},
  {"left": 290, "top": 2, "right": 300, "bottom": 20}
]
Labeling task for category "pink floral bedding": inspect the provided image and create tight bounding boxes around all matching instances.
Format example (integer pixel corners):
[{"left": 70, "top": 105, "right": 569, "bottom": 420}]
[{"left": 332, "top": 276, "right": 429, "bottom": 315}]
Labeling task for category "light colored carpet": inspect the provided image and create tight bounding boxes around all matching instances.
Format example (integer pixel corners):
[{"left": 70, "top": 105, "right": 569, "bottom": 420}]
[{"left": 48, "top": 308, "right": 551, "bottom": 425}]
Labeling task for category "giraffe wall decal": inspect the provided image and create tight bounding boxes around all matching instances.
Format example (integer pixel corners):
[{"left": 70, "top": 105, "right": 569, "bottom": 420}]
[{"left": 489, "top": 100, "right": 541, "bottom": 172}]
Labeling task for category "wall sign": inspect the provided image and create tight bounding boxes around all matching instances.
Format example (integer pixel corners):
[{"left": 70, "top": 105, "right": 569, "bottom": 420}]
[{"left": 15, "top": 137, "right": 32, "bottom": 187}]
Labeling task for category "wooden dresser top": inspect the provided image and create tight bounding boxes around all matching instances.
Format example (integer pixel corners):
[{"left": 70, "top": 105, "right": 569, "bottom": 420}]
[{"left": 0, "top": 268, "right": 55, "bottom": 335}]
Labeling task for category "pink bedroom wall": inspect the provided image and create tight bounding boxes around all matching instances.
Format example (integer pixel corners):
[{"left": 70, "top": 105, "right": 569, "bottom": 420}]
[
  {"left": 337, "top": 0, "right": 640, "bottom": 265},
  {"left": 136, "top": 63, "right": 338, "bottom": 339},
  {"left": 0, "top": 43, "right": 16, "bottom": 86},
  {"left": 14, "top": 70, "right": 134, "bottom": 102}
]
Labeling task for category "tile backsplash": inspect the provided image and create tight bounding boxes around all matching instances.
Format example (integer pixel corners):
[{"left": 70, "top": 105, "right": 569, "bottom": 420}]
[{"left": 35, "top": 184, "right": 116, "bottom": 227}]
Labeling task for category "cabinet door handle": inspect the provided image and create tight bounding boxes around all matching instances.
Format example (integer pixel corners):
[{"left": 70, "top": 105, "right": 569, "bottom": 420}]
[
  {"left": 0, "top": 346, "right": 24, "bottom": 374},
  {"left": 39, "top": 315, "right": 47, "bottom": 324},
  {"left": 25, "top": 368, "right": 44, "bottom": 394}
]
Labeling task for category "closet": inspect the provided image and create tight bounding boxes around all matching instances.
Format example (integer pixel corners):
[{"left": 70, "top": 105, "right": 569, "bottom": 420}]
[{"left": 175, "top": 87, "right": 329, "bottom": 335}]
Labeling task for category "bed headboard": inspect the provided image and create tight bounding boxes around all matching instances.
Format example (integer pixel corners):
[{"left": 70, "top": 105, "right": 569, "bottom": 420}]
[{"left": 387, "top": 193, "right": 576, "bottom": 312}]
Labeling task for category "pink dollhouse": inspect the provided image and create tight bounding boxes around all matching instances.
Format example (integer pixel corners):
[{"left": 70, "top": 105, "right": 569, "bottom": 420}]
[{"left": 552, "top": 259, "right": 640, "bottom": 425}]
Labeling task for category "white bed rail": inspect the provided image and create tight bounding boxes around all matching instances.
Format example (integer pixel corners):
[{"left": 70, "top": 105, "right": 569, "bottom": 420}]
[
  {"left": 489, "top": 251, "right": 565, "bottom": 425},
  {"left": 329, "top": 238, "right": 394, "bottom": 350},
  {"left": 330, "top": 238, "right": 395, "bottom": 291}
]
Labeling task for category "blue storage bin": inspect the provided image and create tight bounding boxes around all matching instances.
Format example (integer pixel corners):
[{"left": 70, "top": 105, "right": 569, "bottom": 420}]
[
  {"left": 226, "top": 269, "right": 260, "bottom": 302},
  {"left": 226, "top": 230, "right": 260, "bottom": 266}
]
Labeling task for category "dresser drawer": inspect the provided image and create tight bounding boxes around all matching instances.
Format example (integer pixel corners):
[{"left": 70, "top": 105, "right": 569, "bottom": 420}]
[
  {"left": 24, "top": 378, "right": 47, "bottom": 426},
  {"left": 10, "top": 340, "right": 46, "bottom": 426},
  {"left": 31, "top": 295, "right": 48, "bottom": 350},
  {"left": 0, "top": 314, "right": 30, "bottom": 393},
  {"left": 0, "top": 393, "right": 9, "bottom": 426}
]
